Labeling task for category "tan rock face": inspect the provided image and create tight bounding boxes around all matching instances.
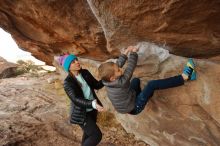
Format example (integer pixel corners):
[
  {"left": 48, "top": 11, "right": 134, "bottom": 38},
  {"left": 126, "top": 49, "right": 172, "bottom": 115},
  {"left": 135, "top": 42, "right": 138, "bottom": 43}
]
[
  {"left": 0, "top": 0, "right": 110, "bottom": 65},
  {"left": 1, "top": 0, "right": 220, "bottom": 145},
  {"left": 87, "top": 0, "right": 220, "bottom": 58},
  {"left": 1, "top": 0, "right": 220, "bottom": 65},
  {"left": 122, "top": 57, "right": 220, "bottom": 146},
  {"left": 78, "top": 55, "right": 220, "bottom": 146},
  {"left": 0, "top": 73, "right": 148, "bottom": 146}
]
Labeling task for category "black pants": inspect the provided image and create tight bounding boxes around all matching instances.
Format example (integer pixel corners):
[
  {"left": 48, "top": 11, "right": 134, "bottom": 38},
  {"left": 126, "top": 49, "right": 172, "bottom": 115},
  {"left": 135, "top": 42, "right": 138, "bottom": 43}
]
[{"left": 80, "top": 110, "right": 102, "bottom": 146}]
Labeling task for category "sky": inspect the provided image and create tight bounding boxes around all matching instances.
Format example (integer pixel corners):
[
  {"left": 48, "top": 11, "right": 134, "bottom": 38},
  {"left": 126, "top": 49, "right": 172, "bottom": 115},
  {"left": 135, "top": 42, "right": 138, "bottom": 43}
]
[
  {"left": 0, "top": 28, "right": 45, "bottom": 65},
  {"left": 0, "top": 28, "right": 56, "bottom": 71}
]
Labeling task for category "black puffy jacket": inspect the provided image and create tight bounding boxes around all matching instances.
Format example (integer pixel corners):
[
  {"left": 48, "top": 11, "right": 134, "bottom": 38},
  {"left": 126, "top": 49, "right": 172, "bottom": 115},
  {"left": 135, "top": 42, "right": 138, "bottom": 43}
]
[{"left": 63, "top": 69, "right": 104, "bottom": 125}]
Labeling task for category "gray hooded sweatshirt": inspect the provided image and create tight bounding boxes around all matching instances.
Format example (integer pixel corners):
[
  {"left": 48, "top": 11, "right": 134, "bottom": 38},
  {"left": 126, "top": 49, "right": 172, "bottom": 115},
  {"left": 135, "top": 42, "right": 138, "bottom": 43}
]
[{"left": 102, "top": 52, "right": 138, "bottom": 113}]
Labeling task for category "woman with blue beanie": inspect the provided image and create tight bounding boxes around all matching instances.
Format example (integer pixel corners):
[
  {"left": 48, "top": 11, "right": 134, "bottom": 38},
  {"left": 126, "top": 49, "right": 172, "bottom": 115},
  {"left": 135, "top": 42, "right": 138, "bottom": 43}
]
[{"left": 59, "top": 54, "right": 104, "bottom": 146}]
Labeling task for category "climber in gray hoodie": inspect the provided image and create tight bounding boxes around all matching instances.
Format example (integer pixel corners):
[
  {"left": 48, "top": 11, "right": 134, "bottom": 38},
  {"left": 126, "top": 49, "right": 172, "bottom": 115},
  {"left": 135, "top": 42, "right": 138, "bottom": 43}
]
[{"left": 98, "top": 46, "right": 196, "bottom": 115}]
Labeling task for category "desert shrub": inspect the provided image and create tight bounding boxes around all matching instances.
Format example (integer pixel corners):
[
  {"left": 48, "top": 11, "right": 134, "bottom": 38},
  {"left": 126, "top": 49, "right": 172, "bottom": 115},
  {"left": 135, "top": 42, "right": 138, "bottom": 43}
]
[{"left": 15, "top": 60, "right": 44, "bottom": 76}]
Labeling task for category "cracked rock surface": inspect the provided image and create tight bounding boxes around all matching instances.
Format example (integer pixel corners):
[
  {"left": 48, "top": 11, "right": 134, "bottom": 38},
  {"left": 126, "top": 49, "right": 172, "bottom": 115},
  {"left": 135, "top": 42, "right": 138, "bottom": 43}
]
[{"left": 0, "top": 73, "right": 148, "bottom": 146}]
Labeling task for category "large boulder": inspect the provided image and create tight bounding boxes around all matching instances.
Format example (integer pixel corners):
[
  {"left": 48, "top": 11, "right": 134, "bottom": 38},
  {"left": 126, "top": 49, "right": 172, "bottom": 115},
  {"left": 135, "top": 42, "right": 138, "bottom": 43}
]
[
  {"left": 1, "top": 0, "right": 220, "bottom": 145},
  {"left": 0, "top": 0, "right": 110, "bottom": 65},
  {"left": 116, "top": 56, "right": 220, "bottom": 146},
  {"left": 0, "top": 57, "right": 17, "bottom": 79},
  {"left": 87, "top": 0, "right": 220, "bottom": 58},
  {"left": 0, "top": 0, "right": 220, "bottom": 65},
  {"left": 78, "top": 54, "right": 220, "bottom": 146},
  {"left": 65, "top": 42, "right": 219, "bottom": 146}
]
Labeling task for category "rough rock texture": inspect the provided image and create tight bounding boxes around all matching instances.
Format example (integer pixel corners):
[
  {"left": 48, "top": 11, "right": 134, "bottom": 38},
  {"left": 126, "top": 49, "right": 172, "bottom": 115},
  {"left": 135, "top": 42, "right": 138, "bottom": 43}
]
[
  {"left": 76, "top": 53, "right": 220, "bottom": 146},
  {"left": 121, "top": 57, "right": 220, "bottom": 146},
  {"left": 0, "top": 0, "right": 110, "bottom": 65},
  {"left": 0, "top": 0, "right": 220, "bottom": 65},
  {"left": 0, "top": 57, "right": 17, "bottom": 79},
  {"left": 0, "top": 73, "right": 148, "bottom": 146},
  {"left": 87, "top": 0, "right": 220, "bottom": 58},
  {"left": 1, "top": 0, "right": 220, "bottom": 146}
]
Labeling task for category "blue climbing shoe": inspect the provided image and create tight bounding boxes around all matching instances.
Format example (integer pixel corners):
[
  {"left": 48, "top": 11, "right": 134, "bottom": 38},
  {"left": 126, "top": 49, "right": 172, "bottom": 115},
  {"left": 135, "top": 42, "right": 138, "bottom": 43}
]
[
  {"left": 190, "top": 70, "right": 197, "bottom": 81},
  {"left": 186, "top": 58, "right": 195, "bottom": 69},
  {"left": 183, "top": 58, "right": 196, "bottom": 81}
]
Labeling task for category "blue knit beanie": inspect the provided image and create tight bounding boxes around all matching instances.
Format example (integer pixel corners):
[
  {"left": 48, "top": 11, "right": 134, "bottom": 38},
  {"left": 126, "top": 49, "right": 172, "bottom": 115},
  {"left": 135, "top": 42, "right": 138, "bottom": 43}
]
[{"left": 62, "top": 54, "right": 77, "bottom": 72}]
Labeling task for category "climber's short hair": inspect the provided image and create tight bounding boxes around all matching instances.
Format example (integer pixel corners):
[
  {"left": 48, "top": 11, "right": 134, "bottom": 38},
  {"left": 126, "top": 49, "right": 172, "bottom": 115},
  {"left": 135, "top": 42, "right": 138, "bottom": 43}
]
[{"left": 98, "top": 62, "right": 115, "bottom": 82}]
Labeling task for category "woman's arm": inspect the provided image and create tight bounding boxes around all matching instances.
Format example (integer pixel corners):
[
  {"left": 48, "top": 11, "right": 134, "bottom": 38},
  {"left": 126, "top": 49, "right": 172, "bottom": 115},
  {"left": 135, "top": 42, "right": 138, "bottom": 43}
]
[
  {"left": 86, "top": 70, "right": 104, "bottom": 90},
  {"left": 63, "top": 80, "right": 93, "bottom": 108}
]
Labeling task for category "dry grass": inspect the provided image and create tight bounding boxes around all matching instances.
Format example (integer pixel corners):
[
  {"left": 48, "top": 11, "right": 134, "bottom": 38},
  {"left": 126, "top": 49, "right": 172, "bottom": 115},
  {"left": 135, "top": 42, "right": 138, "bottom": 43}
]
[{"left": 97, "top": 111, "right": 119, "bottom": 127}]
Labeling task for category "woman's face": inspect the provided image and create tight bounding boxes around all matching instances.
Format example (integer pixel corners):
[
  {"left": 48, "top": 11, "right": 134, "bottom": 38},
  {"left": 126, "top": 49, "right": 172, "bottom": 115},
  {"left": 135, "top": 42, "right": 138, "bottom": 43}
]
[{"left": 69, "top": 59, "right": 81, "bottom": 71}]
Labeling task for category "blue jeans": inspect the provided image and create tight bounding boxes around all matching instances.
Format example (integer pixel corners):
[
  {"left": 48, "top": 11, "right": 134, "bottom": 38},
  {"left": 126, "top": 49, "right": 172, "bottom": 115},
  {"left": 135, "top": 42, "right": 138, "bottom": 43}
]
[{"left": 129, "top": 75, "right": 184, "bottom": 115}]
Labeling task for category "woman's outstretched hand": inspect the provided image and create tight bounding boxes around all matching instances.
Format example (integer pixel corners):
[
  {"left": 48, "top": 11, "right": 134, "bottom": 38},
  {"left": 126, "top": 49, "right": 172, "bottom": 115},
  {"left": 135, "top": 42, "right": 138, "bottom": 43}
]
[
  {"left": 96, "top": 103, "right": 105, "bottom": 112},
  {"left": 92, "top": 99, "right": 106, "bottom": 112}
]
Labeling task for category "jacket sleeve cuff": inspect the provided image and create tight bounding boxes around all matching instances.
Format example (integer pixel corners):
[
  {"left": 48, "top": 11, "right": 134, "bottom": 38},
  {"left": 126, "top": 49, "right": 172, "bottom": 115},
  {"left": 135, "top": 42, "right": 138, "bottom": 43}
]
[
  {"left": 121, "top": 53, "right": 128, "bottom": 59},
  {"left": 130, "top": 52, "right": 138, "bottom": 56},
  {"left": 92, "top": 100, "right": 97, "bottom": 109}
]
